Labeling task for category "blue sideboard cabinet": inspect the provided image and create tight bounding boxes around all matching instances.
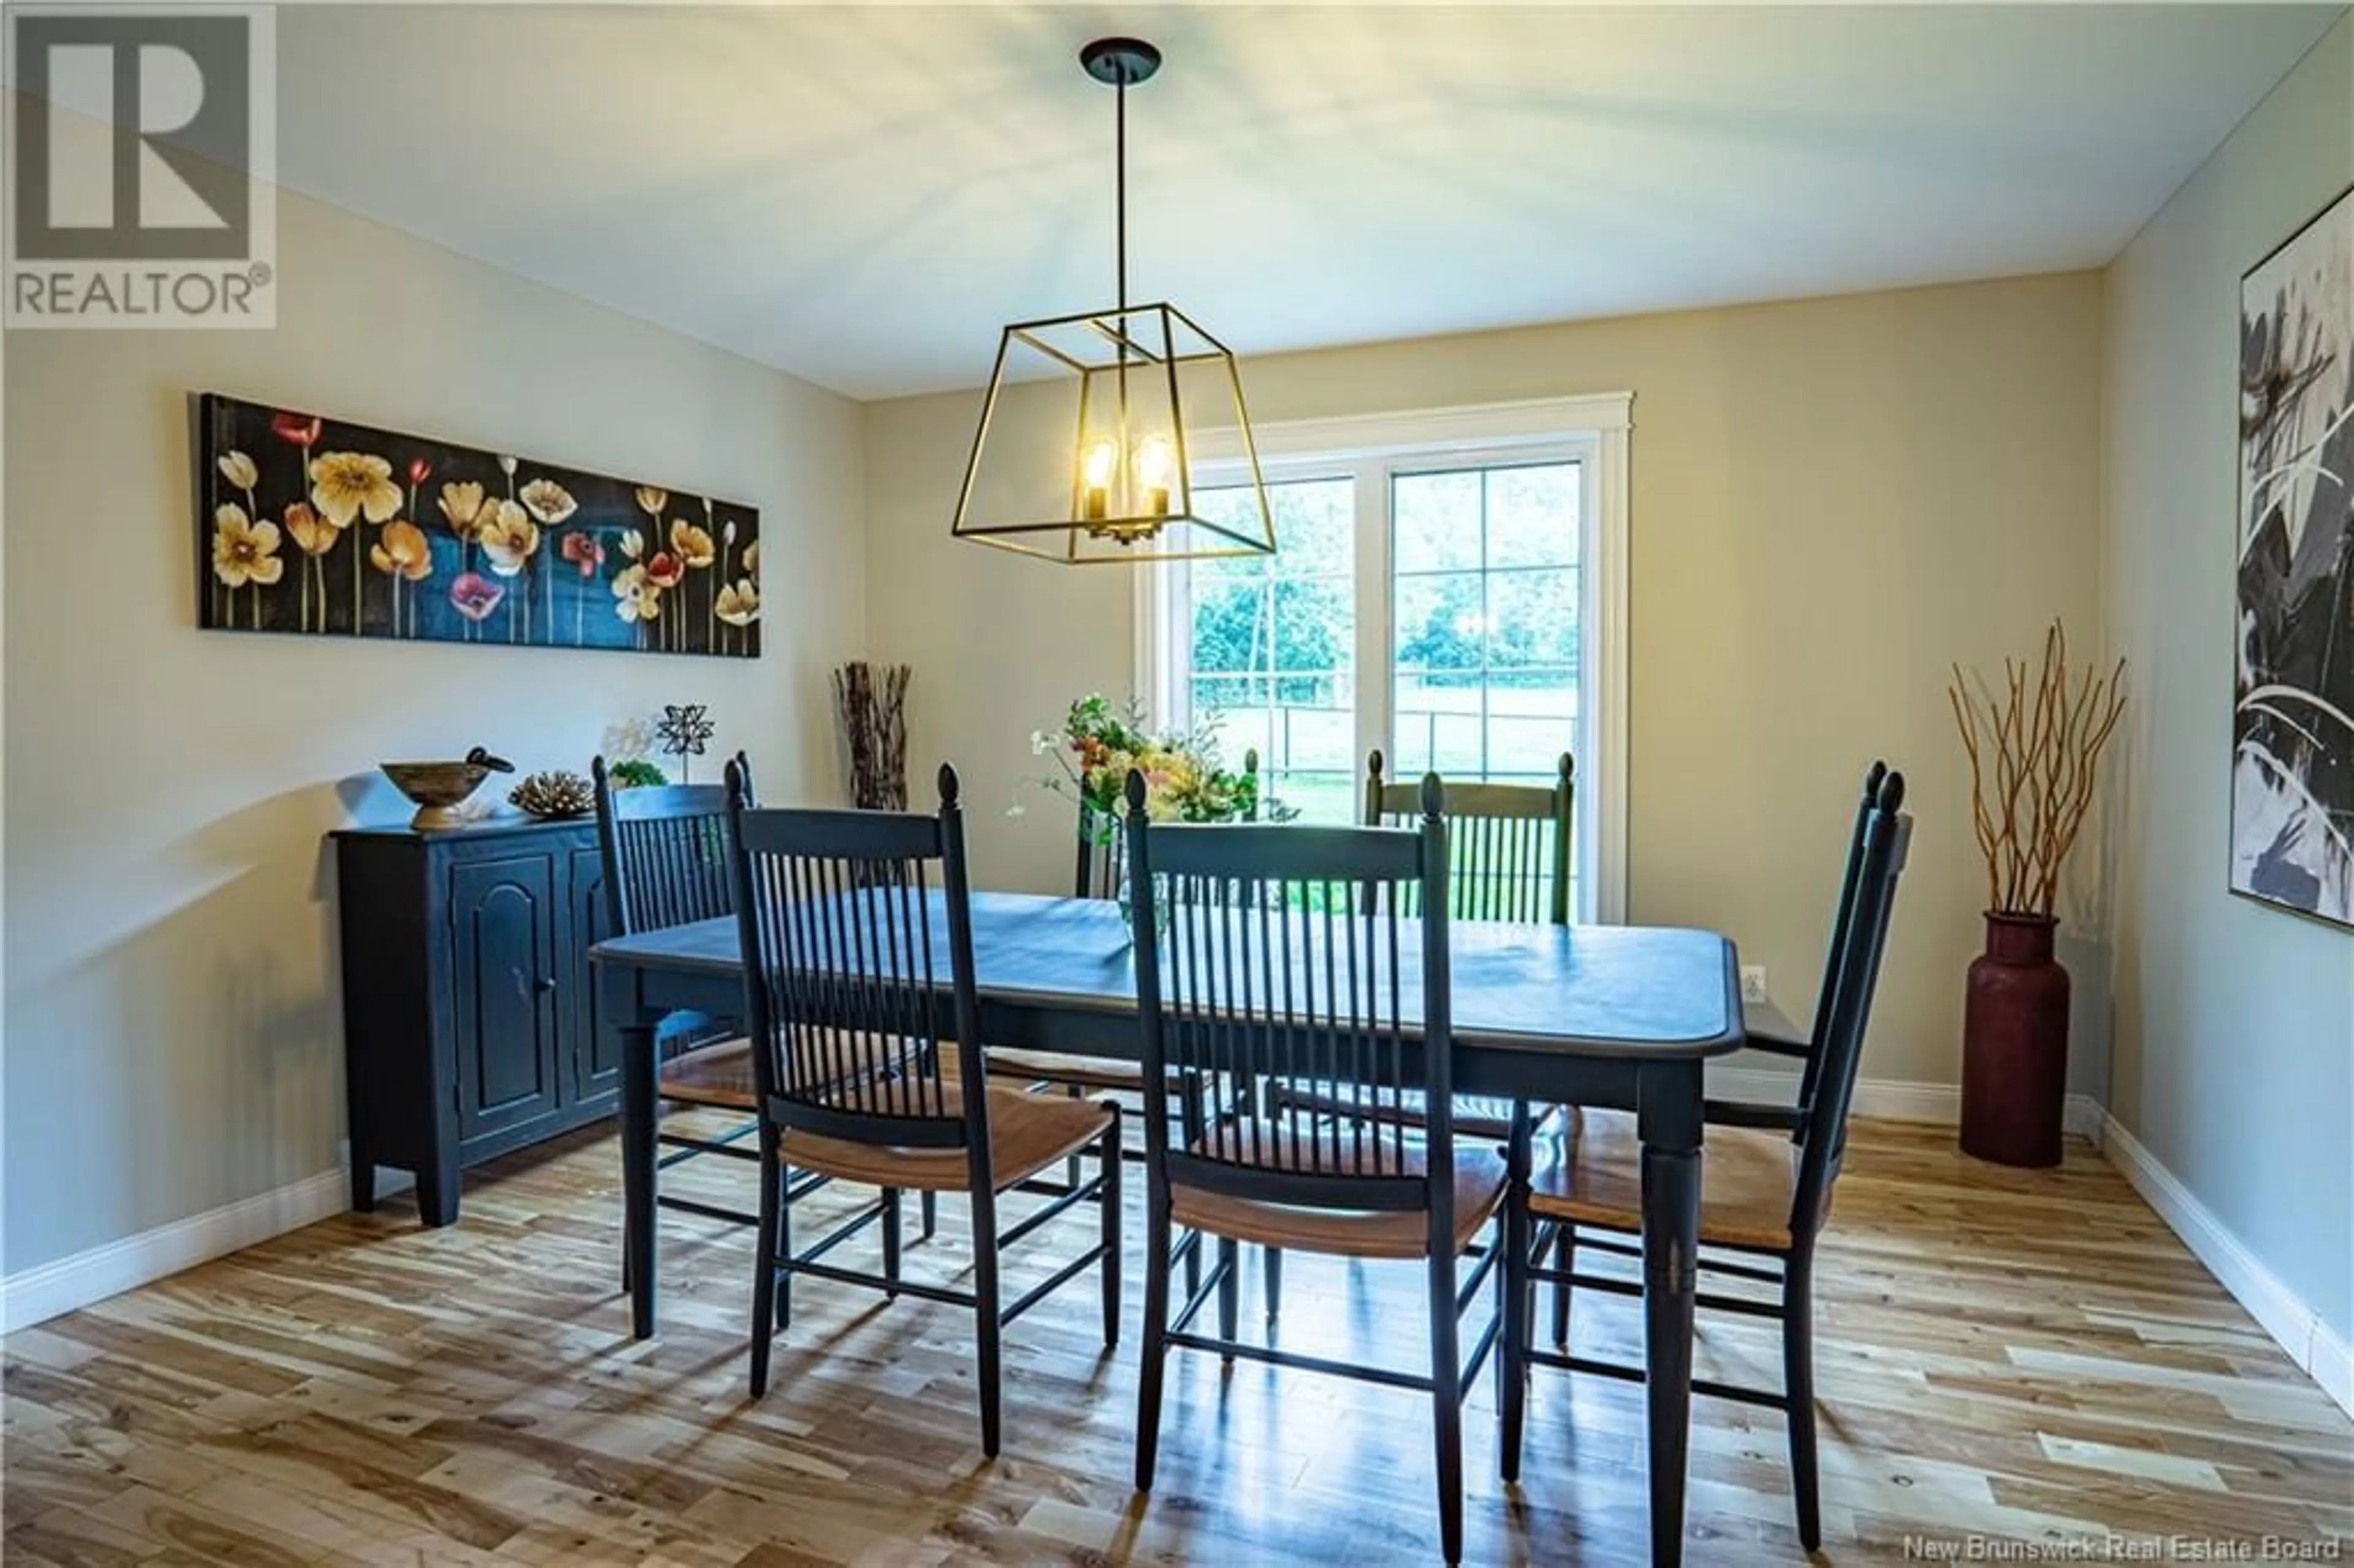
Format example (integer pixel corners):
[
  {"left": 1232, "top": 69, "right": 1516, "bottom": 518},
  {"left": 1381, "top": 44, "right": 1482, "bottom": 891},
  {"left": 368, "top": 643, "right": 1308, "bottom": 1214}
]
[{"left": 332, "top": 816, "right": 620, "bottom": 1224}]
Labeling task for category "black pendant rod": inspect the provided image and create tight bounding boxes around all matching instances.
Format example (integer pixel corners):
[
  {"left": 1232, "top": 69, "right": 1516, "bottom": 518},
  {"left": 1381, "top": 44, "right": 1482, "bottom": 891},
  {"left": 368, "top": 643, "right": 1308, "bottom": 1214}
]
[
  {"left": 1080, "top": 38, "right": 1159, "bottom": 316},
  {"left": 1114, "top": 68, "right": 1130, "bottom": 471},
  {"left": 1116, "top": 68, "right": 1127, "bottom": 314},
  {"left": 1077, "top": 36, "right": 1161, "bottom": 517}
]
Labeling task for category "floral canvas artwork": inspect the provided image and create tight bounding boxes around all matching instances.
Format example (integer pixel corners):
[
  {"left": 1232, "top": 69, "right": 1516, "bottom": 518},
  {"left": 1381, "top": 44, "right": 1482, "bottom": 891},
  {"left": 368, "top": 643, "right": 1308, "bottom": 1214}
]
[
  {"left": 2235, "top": 185, "right": 2353, "bottom": 929},
  {"left": 195, "top": 393, "right": 761, "bottom": 658}
]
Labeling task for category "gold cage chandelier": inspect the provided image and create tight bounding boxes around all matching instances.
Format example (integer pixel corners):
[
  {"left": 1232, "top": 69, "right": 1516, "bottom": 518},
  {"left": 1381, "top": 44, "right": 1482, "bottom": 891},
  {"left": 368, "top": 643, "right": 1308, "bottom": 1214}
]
[{"left": 950, "top": 37, "right": 1274, "bottom": 565}]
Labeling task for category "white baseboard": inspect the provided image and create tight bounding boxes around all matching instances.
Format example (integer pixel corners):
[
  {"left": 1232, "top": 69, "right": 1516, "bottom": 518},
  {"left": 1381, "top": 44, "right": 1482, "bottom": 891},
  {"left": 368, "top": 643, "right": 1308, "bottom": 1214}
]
[
  {"left": 2318, "top": 1321, "right": 2354, "bottom": 1418},
  {"left": 1843, "top": 1076, "right": 1960, "bottom": 1124},
  {"left": 2099, "top": 1114, "right": 2353, "bottom": 1420},
  {"left": 1709, "top": 1064, "right": 1961, "bottom": 1122},
  {"left": 1, "top": 1167, "right": 349, "bottom": 1336},
  {"left": 2063, "top": 1093, "right": 2107, "bottom": 1144},
  {"left": 1708, "top": 1065, "right": 2108, "bottom": 1146}
]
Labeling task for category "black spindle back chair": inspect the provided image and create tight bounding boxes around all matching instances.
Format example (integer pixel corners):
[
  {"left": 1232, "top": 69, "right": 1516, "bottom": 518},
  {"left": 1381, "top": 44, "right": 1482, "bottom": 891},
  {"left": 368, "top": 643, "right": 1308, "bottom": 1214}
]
[
  {"left": 1265, "top": 751, "right": 1575, "bottom": 1188},
  {"left": 1502, "top": 769, "right": 1913, "bottom": 1553},
  {"left": 726, "top": 763, "right": 1121, "bottom": 1456},
  {"left": 1126, "top": 767, "right": 1506, "bottom": 1566},
  {"left": 1528, "top": 758, "right": 1889, "bottom": 1346},
  {"left": 1365, "top": 749, "right": 1574, "bottom": 924},
  {"left": 593, "top": 752, "right": 791, "bottom": 1278},
  {"left": 731, "top": 777, "right": 981, "bottom": 1156},
  {"left": 597, "top": 777, "right": 740, "bottom": 939}
]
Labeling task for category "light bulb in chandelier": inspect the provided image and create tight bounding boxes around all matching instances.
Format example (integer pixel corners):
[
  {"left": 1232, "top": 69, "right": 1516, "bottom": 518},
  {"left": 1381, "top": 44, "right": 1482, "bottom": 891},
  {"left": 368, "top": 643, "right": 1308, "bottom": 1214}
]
[
  {"left": 1080, "top": 440, "right": 1118, "bottom": 520},
  {"left": 1133, "top": 436, "right": 1173, "bottom": 517}
]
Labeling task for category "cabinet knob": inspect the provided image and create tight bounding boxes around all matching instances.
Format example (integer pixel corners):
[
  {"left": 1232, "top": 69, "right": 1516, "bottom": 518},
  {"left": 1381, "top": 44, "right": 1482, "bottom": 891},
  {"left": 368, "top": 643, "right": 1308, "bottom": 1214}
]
[{"left": 537, "top": 976, "right": 558, "bottom": 995}]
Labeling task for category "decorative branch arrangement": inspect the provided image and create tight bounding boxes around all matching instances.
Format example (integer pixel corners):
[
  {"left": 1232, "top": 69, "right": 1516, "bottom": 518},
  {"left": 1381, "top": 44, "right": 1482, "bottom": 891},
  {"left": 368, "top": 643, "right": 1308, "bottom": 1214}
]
[
  {"left": 833, "top": 662, "right": 912, "bottom": 810},
  {"left": 1948, "top": 621, "right": 2127, "bottom": 918}
]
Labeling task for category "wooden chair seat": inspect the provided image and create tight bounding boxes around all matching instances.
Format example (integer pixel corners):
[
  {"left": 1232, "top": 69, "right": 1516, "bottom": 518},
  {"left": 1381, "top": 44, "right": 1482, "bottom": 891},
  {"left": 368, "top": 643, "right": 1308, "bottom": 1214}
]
[
  {"left": 661, "top": 1033, "right": 953, "bottom": 1113},
  {"left": 1262, "top": 1082, "right": 1556, "bottom": 1141},
  {"left": 1528, "top": 1108, "right": 1801, "bottom": 1251},
  {"left": 983, "top": 1048, "right": 1146, "bottom": 1094},
  {"left": 1169, "top": 1121, "right": 1507, "bottom": 1261},
  {"left": 659, "top": 1037, "right": 757, "bottom": 1109},
  {"left": 781, "top": 1088, "right": 1114, "bottom": 1195}
]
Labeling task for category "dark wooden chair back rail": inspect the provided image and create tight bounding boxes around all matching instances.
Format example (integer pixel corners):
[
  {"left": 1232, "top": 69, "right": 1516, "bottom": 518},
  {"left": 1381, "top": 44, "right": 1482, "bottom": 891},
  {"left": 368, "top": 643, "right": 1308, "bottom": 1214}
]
[
  {"left": 1789, "top": 759, "right": 1889, "bottom": 1117},
  {"left": 724, "top": 792, "right": 988, "bottom": 1165},
  {"left": 1143, "top": 821, "right": 1450, "bottom": 1217},
  {"left": 1365, "top": 749, "right": 1572, "bottom": 924},
  {"left": 1257, "top": 748, "right": 1574, "bottom": 1173},
  {"left": 1790, "top": 781, "right": 1912, "bottom": 1220},
  {"left": 592, "top": 753, "right": 755, "bottom": 938}
]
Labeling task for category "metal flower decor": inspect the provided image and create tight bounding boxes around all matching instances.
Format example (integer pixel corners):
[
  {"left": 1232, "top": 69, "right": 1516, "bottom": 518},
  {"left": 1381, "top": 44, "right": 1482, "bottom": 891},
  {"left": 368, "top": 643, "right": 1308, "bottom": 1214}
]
[{"left": 655, "top": 704, "right": 715, "bottom": 782}]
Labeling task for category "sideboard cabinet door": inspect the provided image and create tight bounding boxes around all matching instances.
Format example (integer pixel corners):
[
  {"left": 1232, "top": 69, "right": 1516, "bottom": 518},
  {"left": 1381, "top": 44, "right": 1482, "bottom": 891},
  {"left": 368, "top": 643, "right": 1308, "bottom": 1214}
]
[
  {"left": 565, "top": 842, "right": 620, "bottom": 1107},
  {"left": 449, "top": 852, "right": 562, "bottom": 1147}
]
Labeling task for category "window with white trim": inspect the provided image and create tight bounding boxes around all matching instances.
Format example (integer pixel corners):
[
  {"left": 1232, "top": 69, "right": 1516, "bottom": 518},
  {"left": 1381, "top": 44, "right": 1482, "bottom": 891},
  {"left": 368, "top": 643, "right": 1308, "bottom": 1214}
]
[{"left": 1139, "top": 397, "right": 1631, "bottom": 923}]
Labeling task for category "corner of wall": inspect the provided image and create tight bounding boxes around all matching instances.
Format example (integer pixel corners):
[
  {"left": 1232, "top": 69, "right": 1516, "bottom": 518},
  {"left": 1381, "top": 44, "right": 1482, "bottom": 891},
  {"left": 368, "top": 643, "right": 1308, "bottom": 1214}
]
[{"left": 2089, "top": 5, "right": 2354, "bottom": 1361}]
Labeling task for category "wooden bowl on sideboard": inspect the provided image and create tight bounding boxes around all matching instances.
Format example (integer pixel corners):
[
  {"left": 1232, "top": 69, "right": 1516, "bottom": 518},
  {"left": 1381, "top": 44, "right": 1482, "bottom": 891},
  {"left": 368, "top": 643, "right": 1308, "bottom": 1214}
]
[{"left": 379, "top": 748, "right": 514, "bottom": 830}]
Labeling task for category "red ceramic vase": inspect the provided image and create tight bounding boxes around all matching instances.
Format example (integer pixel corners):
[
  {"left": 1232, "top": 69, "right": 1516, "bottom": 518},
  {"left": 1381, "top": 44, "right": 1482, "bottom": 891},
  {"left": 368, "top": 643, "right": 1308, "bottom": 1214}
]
[{"left": 1959, "top": 912, "right": 2070, "bottom": 1167}]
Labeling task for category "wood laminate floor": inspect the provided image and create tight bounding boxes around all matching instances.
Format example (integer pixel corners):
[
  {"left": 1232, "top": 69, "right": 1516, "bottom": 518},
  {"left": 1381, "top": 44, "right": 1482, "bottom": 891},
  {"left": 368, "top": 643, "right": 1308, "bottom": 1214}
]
[{"left": 4, "top": 1119, "right": 2348, "bottom": 1566}]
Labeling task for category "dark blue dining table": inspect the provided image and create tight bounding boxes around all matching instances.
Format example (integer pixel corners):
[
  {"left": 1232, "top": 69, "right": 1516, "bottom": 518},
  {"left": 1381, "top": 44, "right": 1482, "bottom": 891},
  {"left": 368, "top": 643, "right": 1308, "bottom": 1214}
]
[{"left": 593, "top": 890, "right": 1745, "bottom": 1567}]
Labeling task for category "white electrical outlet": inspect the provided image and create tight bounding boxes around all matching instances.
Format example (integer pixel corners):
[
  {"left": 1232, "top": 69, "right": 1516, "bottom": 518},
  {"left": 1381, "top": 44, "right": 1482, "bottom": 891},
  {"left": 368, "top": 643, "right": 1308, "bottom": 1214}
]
[{"left": 1740, "top": 965, "right": 1769, "bottom": 1005}]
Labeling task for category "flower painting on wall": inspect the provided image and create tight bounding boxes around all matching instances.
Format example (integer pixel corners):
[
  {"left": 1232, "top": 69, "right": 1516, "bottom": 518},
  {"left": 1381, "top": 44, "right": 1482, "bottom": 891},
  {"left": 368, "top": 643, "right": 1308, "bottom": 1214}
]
[
  {"left": 194, "top": 392, "right": 763, "bottom": 658},
  {"left": 2235, "top": 183, "right": 2353, "bottom": 929}
]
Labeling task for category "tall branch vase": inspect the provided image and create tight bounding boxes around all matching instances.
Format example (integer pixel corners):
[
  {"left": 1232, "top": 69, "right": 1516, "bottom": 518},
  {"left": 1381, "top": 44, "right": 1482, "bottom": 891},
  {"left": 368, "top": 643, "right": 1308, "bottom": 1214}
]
[
  {"left": 1958, "top": 912, "right": 2069, "bottom": 1168},
  {"left": 1948, "top": 620, "right": 2124, "bottom": 1170},
  {"left": 832, "top": 662, "right": 910, "bottom": 812}
]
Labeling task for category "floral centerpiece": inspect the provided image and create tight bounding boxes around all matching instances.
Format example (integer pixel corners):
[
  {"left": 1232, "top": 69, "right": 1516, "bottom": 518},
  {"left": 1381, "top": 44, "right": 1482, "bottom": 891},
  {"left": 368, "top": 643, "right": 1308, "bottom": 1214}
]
[
  {"left": 1019, "top": 695, "right": 1281, "bottom": 932},
  {"left": 1029, "top": 695, "right": 1267, "bottom": 829}
]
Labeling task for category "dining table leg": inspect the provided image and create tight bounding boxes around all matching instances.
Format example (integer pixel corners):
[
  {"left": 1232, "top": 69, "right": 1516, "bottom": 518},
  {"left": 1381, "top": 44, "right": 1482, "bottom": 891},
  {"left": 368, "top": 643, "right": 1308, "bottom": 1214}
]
[
  {"left": 608, "top": 969, "right": 660, "bottom": 1339},
  {"left": 1638, "top": 1059, "right": 1703, "bottom": 1568}
]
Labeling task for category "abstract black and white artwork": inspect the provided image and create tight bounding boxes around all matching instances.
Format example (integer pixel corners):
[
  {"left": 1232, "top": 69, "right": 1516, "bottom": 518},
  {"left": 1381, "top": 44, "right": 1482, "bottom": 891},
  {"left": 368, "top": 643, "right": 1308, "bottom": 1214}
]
[
  {"left": 2236, "top": 184, "right": 2353, "bottom": 928},
  {"left": 196, "top": 392, "right": 761, "bottom": 658}
]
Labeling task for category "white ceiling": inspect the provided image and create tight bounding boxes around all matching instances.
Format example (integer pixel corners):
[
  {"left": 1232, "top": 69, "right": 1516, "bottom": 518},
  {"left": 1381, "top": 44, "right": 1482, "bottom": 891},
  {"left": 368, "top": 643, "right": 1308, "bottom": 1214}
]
[{"left": 277, "top": 4, "right": 2342, "bottom": 400}]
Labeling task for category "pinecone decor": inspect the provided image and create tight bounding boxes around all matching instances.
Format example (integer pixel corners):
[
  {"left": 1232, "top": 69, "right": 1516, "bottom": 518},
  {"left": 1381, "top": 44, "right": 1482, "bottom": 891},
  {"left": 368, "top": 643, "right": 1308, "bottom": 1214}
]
[{"left": 509, "top": 770, "right": 596, "bottom": 819}]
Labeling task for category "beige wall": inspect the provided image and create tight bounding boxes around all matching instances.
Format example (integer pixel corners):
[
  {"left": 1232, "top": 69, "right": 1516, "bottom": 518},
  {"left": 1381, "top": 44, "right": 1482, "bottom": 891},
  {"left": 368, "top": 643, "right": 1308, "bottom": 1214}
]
[
  {"left": 2102, "top": 13, "right": 2354, "bottom": 1341},
  {"left": 2, "top": 186, "right": 865, "bottom": 1276},
  {"left": 865, "top": 272, "right": 2107, "bottom": 1092}
]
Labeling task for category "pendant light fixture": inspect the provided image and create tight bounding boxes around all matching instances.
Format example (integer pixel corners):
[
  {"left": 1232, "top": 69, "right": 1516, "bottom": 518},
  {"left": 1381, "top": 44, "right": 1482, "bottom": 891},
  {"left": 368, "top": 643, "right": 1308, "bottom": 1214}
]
[{"left": 950, "top": 37, "right": 1275, "bottom": 565}]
